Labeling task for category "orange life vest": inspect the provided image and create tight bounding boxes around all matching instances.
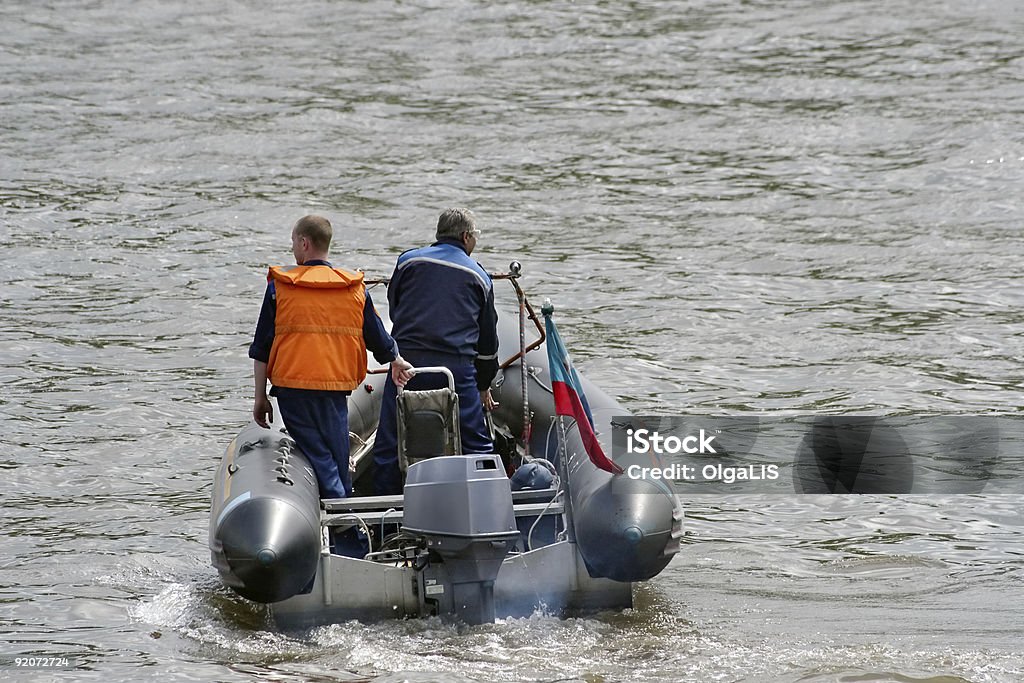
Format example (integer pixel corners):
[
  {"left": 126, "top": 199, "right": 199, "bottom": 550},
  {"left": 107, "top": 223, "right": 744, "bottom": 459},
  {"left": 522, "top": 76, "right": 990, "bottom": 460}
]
[{"left": 266, "top": 265, "right": 367, "bottom": 391}]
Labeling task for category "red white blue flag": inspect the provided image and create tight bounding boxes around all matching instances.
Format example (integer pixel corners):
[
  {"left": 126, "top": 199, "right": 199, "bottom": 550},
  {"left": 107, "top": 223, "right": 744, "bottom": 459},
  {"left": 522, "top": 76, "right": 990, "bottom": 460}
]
[{"left": 544, "top": 311, "right": 623, "bottom": 474}]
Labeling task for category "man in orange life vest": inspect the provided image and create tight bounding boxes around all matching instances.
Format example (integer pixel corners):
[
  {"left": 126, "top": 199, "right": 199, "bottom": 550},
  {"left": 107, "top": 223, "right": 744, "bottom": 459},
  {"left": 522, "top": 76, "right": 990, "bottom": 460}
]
[{"left": 249, "top": 215, "right": 414, "bottom": 500}]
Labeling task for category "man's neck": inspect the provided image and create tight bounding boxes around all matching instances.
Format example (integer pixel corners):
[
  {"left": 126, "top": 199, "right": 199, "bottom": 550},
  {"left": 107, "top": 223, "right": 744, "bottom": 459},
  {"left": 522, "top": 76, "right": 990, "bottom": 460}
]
[{"left": 434, "top": 237, "right": 469, "bottom": 255}]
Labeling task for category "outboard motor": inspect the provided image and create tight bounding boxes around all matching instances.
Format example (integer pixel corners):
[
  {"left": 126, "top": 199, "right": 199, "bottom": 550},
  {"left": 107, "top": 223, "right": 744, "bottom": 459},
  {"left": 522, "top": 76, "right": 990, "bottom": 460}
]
[{"left": 402, "top": 454, "right": 519, "bottom": 624}]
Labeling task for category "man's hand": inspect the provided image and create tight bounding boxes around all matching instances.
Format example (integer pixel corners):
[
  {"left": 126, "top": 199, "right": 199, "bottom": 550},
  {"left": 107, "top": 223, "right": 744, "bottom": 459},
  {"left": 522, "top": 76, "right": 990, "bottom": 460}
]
[
  {"left": 391, "top": 356, "right": 415, "bottom": 388},
  {"left": 253, "top": 393, "right": 273, "bottom": 428},
  {"left": 480, "top": 388, "right": 499, "bottom": 412},
  {"left": 253, "top": 360, "right": 273, "bottom": 427}
]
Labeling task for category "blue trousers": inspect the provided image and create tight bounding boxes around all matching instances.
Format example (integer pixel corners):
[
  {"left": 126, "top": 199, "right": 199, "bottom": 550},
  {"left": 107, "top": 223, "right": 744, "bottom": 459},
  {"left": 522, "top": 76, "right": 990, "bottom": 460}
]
[
  {"left": 373, "top": 351, "right": 493, "bottom": 495},
  {"left": 276, "top": 388, "right": 351, "bottom": 499}
]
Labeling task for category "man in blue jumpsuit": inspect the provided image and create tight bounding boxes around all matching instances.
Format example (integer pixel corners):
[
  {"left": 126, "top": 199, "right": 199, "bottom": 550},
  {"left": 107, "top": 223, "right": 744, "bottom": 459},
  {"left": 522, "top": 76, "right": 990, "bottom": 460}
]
[
  {"left": 373, "top": 208, "right": 500, "bottom": 495},
  {"left": 249, "top": 215, "right": 413, "bottom": 501}
]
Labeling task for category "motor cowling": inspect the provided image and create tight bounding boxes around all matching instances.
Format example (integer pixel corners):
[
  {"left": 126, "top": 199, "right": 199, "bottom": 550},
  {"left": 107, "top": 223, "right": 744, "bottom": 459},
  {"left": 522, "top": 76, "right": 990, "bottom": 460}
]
[{"left": 402, "top": 454, "right": 519, "bottom": 624}]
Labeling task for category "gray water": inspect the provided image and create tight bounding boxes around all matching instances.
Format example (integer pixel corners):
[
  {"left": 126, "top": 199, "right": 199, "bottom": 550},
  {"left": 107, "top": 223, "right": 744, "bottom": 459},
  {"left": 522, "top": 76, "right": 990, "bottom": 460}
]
[{"left": 2, "top": 1, "right": 1023, "bottom": 681}]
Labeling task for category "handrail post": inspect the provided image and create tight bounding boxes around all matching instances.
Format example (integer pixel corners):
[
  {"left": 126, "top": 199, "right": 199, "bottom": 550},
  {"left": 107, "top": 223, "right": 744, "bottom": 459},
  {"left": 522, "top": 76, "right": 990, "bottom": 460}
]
[{"left": 508, "top": 261, "right": 531, "bottom": 459}]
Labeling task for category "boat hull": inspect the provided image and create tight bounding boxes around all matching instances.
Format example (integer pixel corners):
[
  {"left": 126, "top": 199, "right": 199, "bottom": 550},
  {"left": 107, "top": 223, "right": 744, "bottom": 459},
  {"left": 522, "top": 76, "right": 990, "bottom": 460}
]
[{"left": 209, "top": 308, "right": 682, "bottom": 625}]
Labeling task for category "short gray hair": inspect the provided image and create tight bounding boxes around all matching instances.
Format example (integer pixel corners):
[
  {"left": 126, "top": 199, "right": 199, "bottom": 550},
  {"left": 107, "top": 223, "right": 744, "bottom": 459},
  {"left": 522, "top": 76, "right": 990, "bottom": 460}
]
[{"left": 435, "top": 208, "right": 476, "bottom": 239}]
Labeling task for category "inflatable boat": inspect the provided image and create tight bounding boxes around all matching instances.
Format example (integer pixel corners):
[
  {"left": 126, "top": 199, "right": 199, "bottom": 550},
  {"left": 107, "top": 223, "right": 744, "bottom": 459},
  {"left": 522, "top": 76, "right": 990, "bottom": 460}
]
[{"left": 209, "top": 266, "right": 682, "bottom": 628}]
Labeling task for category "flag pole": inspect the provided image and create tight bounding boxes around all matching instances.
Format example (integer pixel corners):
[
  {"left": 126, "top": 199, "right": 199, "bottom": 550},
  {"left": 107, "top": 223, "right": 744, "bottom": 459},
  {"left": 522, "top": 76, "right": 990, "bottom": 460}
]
[{"left": 542, "top": 298, "right": 576, "bottom": 543}]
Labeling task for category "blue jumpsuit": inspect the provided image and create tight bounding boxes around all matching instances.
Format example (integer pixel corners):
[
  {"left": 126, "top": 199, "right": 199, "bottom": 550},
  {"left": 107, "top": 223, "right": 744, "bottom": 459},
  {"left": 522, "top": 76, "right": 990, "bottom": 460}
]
[{"left": 373, "top": 239, "right": 500, "bottom": 495}]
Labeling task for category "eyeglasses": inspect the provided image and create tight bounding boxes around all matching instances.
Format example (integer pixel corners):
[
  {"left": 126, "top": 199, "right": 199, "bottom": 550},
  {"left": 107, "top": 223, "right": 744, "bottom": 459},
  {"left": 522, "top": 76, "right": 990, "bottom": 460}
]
[{"left": 466, "top": 229, "right": 481, "bottom": 238}]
